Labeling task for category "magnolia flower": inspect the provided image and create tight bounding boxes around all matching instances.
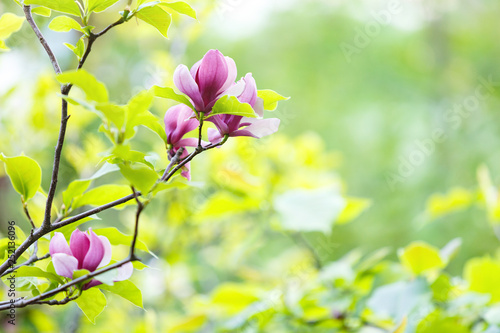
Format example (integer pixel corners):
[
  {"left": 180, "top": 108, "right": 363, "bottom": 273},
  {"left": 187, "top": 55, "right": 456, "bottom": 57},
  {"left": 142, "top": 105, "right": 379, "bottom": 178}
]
[
  {"left": 49, "top": 228, "right": 133, "bottom": 289},
  {"left": 164, "top": 104, "right": 200, "bottom": 180},
  {"left": 174, "top": 49, "right": 237, "bottom": 112},
  {"left": 208, "top": 73, "right": 280, "bottom": 143}
]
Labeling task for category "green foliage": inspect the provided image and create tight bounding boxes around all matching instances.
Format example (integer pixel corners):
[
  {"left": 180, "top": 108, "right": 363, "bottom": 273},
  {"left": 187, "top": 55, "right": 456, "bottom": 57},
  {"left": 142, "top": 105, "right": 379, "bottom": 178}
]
[
  {"left": 136, "top": 5, "right": 172, "bottom": 38},
  {"left": 24, "top": 0, "right": 82, "bottom": 16},
  {"left": 152, "top": 85, "right": 195, "bottom": 110},
  {"left": 75, "top": 288, "right": 107, "bottom": 323},
  {"left": 0, "top": 154, "right": 42, "bottom": 201},
  {"left": 257, "top": 89, "right": 289, "bottom": 111},
  {"left": 209, "top": 95, "right": 258, "bottom": 118},
  {"left": 0, "top": 13, "right": 24, "bottom": 51},
  {"left": 57, "top": 70, "right": 109, "bottom": 103},
  {"left": 99, "top": 280, "right": 143, "bottom": 308},
  {"left": 48, "top": 16, "right": 85, "bottom": 33}
]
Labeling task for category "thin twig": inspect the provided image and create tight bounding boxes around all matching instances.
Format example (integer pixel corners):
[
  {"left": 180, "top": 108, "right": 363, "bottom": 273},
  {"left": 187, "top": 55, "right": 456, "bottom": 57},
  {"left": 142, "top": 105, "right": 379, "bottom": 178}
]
[
  {"left": 0, "top": 258, "right": 136, "bottom": 310},
  {"left": 129, "top": 187, "right": 144, "bottom": 260},
  {"left": 22, "top": 202, "right": 35, "bottom": 229},
  {"left": 23, "top": 6, "right": 62, "bottom": 74},
  {"left": 0, "top": 254, "right": 50, "bottom": 278}
]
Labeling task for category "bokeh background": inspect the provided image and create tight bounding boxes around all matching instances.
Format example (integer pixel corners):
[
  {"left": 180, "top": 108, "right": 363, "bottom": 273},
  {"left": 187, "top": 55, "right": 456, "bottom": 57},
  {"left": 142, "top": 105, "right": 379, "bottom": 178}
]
[{"left": 1, "top": 0, "right": 500, "bottom": 332}]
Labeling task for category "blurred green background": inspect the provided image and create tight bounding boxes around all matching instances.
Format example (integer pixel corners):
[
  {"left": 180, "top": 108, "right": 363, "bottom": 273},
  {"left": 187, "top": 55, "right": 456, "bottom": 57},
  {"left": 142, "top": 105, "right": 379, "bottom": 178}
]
[{"left": 1, "top": 0, "right": 500, "bottom": 331}]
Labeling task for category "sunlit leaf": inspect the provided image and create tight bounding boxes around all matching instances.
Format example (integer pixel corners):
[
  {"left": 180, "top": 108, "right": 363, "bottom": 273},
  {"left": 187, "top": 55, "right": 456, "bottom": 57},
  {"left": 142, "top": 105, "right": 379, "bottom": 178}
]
[
  {"left": 49, "top": 15, "right": 84, "bottom": 33},
  {"left": 464, "top": 256, "right": 500, "bottom": 303},
  {"left": 76, "top": 288, "right": 107, "bottom": 323},
  {"left": 0, "top": 154, "right": 42, "bottom": 201},
  {"left": 152, "top": 85, "right": 195, "bottom": 110},
  {"left": 57, "top": 70, "right": 109, "bottom": 103},
  {"left": 136, "top": 5, "right": 171, "bottom": 38},
  {"left": 257, "top": 89, "right": 289, "bottom": 111},
  {"left": 398, "top": 241, "right": 445, "bottom": 275},
  {"left": 24, "top": 0, "right": 81, "bottom": 16},
  {"left": 157, "top": 1, "right": 196, "bottom": 19},
  {"left": 99, "top": 280, "right": 143, "bottom": 308},
  {"left": 72, "top": 185, "right": 135, "bottom": 210},
  {"left": 209, "top": 95, "right": 257, "bottom": 118},
  {"left": 0, "top": 13, "right": 24, "bottom": 40}
]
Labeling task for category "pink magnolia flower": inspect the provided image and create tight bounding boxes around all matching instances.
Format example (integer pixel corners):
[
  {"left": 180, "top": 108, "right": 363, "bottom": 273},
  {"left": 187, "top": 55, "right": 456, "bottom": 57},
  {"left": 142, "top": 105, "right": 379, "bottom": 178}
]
[
  {"left": 49, "top": 228, "right": 133, "bottom": 289},
  {"left": 208, "top": 73, "right": 280, "bottom": 143},
  {"left": 174, "top": 49, "right": 237, "bottom": 112},
  {"left": 164, "top": 104, "right": 200, "bottom": 180}
]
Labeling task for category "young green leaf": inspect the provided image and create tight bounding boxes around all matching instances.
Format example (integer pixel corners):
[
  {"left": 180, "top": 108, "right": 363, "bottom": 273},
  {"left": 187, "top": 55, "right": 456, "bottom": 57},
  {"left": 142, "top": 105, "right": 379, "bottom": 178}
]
[
  {"left": 0, "top": 13, "right": 24, "bottom": 51},
  {"left": 15, "top": 266, "right": 64, "bottom": 284},
  {"left": 57, "top": 70, "right": 109, "bottom": 103},
  {"left": 257, "top": 89, "right": 289, "bottom": 111},
  {"left": 24, "top": 0, "right": 81, "bottom": 16},
  {"left": 62, "top": 179, "right": 92, "bottom": 208},
  {"left": 136, "top": 5, "right": 171, "bottom": 38},
  {"left": 119, "top": 164, "right": 158, "bottom": 194},
  {"left": 31, "top": 7, "right": 52, "bottom": 17},
  {"left": 99, "top": 280, "right": 144, "bottom": 308},
  {"left": 157, "top": 1, "right": 196, "bottom": 19},
  {"left": 64, "top": 37, "right": 85, "bottom": 59},
  {"left": 208, "top": 95, "right": 257, "bottom": 119},
  {"left": 86, "top": 0, "right": 121, "bottom": 13},
  {"left": 72, "top": 185, "right": 135, "bottom": 210},
  {"left": 152, "top": 85, "right": 194, "bottom": 110},
  {"left": 398, "top": 242, "right": 445, "bottom": 275},
  {"left": 49, "top": 16, "right": 84, "bottom": 33},
  {"left": 93, "top": 227, "right": 155, "bottom": 256},
  {"left": 76, "top": 288, "right": 107, "bottom": 323},
  {"left": 0, "top": 154, "right": 42, "bottom": 201}
]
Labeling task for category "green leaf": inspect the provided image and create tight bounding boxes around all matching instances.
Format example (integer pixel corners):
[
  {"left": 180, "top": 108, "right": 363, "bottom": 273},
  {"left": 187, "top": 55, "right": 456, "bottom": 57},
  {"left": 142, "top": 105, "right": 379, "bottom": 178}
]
[
  {"left": 64, "top": 37, "right": 85, "bottom": 59},
  {"left": 273, "top": 187, "right": 346, "bottom": 233},
  {"left": 257, "top": 89, "right": 289, "bottom": 111},
  {"left": 86, "top": 0, "right": 121, "bottom": 12},
  {"left": 93, "top": 227, "right": 154, "bottom": 256},
  {"left": 119, "top": 164, "right": 158, "bottom": 194},
  {"left": 72, "top": 185, "right": 135, "bottom": 210},
  {"left": 57, "top": 70, "right": 109, "bottom": 103},
  {"left": 62, "top": 179, "right": 92, "bottom": 208},
  {"left": 15, "top": 266, "right": 63, "bottom": 284},
  {"left": 99, "top": 280, "right": 143, "bottom": 308},
  {"left": 209, "top": 95, "right": 257, "bottom": 118},
  {"left": 0, "top": 154, "right": 42, "bottom": 201},
  {"left": 0, "top": 13, "right": 24, "bottom": 40},
  {"left": 336, "top": 197, "right": 371, "bottom": 225},
  {"left": 425, "top": 187, "right": 473, "bottom": 220},
  {"left": 49, "top": 16, "right": 84, "bottom": 33},
  {"left": 31, "top": 7, "right": 52, "bottom": 17},
  {"left": 24, "top": 0, "right": 81, "bottom": 16},
  {"left": 95, "top": 103, "right": 126, "bottom": 128},
  {"left": 398, "top": 241, "right": 445, "bottom": 275},
  {"left": 76, "top": 288, "right": 107, "bottom": 323},
  {"left": 137, "top": 111, "right": 168, "bottom": 144},
  {"left": 157, "top": 1, "right": 196, "bottom": 19},
  {"left": 136, "top": 5, "right": 171, "bottom": 38},
  {"left": 464, "top": 256, "right": 500, "bottom": 303},
  {"left": 152, "top": 85, "right": 194, "bottom": 110}
]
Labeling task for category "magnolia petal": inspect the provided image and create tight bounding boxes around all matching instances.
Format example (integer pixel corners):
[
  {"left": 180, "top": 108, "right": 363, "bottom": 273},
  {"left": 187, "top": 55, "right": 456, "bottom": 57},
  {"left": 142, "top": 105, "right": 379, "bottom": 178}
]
[
  {"left": 164, "top": 104, "right": 199, "bottom": 146},
  {"left": 232, "top": 118, "right": 280, "bottom": 139},
  {"left": 49, "top": 232, "right": 72, "bottom": 256},
  {"left": 82, "top": 228, "right": 105, "bottom": 272},
  {"left": 219, "top": 56, "right": 237, "bottom": 93},
  {"left": 198, "top": 49, "right": 228, "bottom": 106},
  {"left": 97, "top": 236, "right": 112, "bottom": 269},
  {"left": 207, "top": 128, "right": 223, "bottom": 144},
  {"left": 115, "top": 262, "right": 134, "bottom": 281},
  {"left": 222, "top": 80, "right": 246, "bottom": 98},
  {"left": 69, "top": 229, "right": 90, "bottom": 269},
  {"left": 254, "top": 97, "right": 265, "bottom": 118},
  {"left": 237, "top": 73, "right": 257, "bottom": 107},
  {"left": 173, "top": 64, "right": 204, "bottom": 111},
  {"left": 82, "top": 279, "right": 102, "bottom": 290},
  {"left": 52, "top": 253, "right": 78, "bottom": 278}
]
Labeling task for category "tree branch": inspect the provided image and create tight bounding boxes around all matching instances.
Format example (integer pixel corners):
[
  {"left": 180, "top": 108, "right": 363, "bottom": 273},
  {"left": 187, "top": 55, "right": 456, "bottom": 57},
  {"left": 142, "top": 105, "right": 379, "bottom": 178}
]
[
  {"left": 0, "top": 258, "right": 135, "bottom": 310},
  {"left": 23, "top": 5, "right": 62, "bottom": 75}
]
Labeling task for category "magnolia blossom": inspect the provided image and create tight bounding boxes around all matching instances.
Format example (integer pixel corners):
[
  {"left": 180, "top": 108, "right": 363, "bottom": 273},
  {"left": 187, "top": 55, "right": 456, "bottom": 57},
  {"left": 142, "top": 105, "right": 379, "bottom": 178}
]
[
  {"left": 174, "top": 49, "right": 237, "bottom": 112},
  {"left": 164, "top": 104, "right": 199, "bottom": 180},
  {"left": 49, "top": 228, "right": 133, "bottom": 289},
  {"left": 208, "top": 73, "right": 280, "bottom": 143}
]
